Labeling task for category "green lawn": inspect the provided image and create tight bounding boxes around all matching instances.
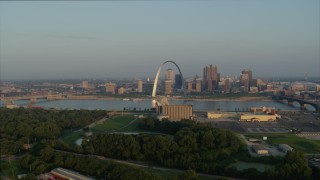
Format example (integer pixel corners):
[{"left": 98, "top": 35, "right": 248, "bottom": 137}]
[
  {"left": 91, "top": 115, "right": 136, "bottom": 133},
  {"left": 60, "top": 130, "right": 83, "bottom": 147},
  {"left": 245, "top": 133, "right": 320, "bottom": 154}
]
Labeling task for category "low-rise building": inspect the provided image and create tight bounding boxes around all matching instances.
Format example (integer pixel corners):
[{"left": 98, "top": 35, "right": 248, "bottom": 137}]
[
  {"left": 207, "top": 112, "right": 238, "bottom": 119},
  {"left": 278, "top": 144, "right": 293, "bottom": 153},
  {"left": 240, "top": 114, "right": 277, "bottom": 122},
  {"left": 252, "top": 144, "right": 269, "bottom": 155}
]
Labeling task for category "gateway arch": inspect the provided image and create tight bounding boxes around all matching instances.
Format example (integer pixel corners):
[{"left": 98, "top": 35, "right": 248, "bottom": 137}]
[{"left": 152, "top": 61, "right": 186, "bottom": 98}]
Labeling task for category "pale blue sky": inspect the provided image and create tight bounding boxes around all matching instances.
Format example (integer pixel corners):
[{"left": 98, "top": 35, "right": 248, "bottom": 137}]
[{"left": 0, "top": 0, "right": 319, "bottom": 80}]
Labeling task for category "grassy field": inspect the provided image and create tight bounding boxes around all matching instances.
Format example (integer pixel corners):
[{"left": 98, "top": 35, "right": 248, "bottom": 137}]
[
  {"left": 245, "top": 133, "right": 320, "bottom": 154},
  {"left": 60, "top": 115, "right": 168, "bottom": 146},
  {"left": 91, "top": 115, "right": 137, "bottom": 133},
  {"left": 60, "top": 130, "right": 83, "bottom": 147}
]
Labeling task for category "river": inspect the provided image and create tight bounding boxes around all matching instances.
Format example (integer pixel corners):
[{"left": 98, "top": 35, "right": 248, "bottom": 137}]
[{"left": 1, "top": 99, "right": 315, "bottom": 111}]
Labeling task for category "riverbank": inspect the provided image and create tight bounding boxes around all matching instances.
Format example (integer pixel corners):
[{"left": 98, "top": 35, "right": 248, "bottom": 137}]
[{"left": 66, "top": 95, "right": 271, "bottom": 102}]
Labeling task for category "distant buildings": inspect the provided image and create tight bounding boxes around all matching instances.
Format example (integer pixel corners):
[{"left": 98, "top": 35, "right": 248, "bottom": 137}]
[
  {"left": 137, "top": 79, "right": 143, "bottom": 93},
  {"left": 82, "top": 81, "right": 89, "bottom": 89},
  {"left": 203, "top": 64, "right": 219, "bottom": 92},
  {"left": 165, "top": 69, "right": 174, "bottom": 94},
  {"left": 105, "top": 82, "right": 116, "bottom": 94}
]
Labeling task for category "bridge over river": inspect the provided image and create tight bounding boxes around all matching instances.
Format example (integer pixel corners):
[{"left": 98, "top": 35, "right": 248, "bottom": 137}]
[{"left": 273, "top": 95, "right": 319, "bottom": 111}]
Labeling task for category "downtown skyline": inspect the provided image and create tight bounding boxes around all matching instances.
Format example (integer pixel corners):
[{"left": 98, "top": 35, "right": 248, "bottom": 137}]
[{"left": 0, "top": 0, "right": 319, "bottom": 80}]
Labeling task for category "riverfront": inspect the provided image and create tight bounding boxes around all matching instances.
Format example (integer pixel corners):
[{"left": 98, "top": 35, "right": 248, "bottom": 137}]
[{"left": 2, "top": 98, "right": 310, "bottom": 111}]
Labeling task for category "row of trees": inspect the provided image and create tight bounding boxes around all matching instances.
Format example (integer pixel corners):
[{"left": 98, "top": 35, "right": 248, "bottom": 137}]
[
  {"left": 19, "top": 145, "right": 163, "bottom": 180},
  {"left": 0, "top": 108, "right": 106, "bottom": 154},
  {"left": 82, "top": 119, "right": 243, "bottom": 170}
]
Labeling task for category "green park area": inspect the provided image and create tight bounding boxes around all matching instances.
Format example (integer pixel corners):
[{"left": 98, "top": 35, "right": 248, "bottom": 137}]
[
  {"left": 91, "top": 115, "right": 139, "bottom": 133},
  {"left": 60, "top": 130, "right": 83, "bottom": 147},
  {"left": 245, "top": 133, "right": 320, "bottom": 154},
  {"left": 60, "top": 115, "right": 153, "bottom": 146}
]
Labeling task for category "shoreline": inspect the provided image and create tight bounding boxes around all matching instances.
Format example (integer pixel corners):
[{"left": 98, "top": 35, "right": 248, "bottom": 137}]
[{"left": 65, "top": 96, "right": 272, "bottom": 102}]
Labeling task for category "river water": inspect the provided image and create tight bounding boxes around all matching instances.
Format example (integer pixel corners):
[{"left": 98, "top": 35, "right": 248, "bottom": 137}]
[{"left": 1, "top": 99, "right": 314, "bottom": 111}]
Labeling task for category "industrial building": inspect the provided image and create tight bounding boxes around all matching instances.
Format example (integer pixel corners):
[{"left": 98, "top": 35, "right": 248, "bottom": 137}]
[
  {"left": 240, "top": 114, "right": 278, "bottom": 122},
  {"left": 157, "top": 104, "right": 193, "bottom": 121},
  {"left": 252, "top": 144, "right": 269, "bottom": 155},
  {"left": 207, "top": 111, "right": 237, "bottom": 119},
  {"left": 278, "top": 144, "right": 293, "bottom": 153}
]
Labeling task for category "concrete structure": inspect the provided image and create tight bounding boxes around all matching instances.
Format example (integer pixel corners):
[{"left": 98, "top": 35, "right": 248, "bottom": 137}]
[
  {"left": 207, "top": 112, "right": 238, "bottom": 119},
  {"left": 152, "top": 61, "right": 185, "bottom": 97},
  {"left": 240, "top": 114, "right": 278, "bottom": 122},
  {"left": 240, "top": 73, "right": 250, "bottom": 92},
  {"left": 50, "top": 168, "right": 95, "bottom": 180},
  {"left": 252, "top": 144, "right": 269, "bottom": 155},
  {"left": 195, "top": 79, "right": 202, "bottom": 92},
  {"left": 82, "top": 80, "right": 89, "bottom": 89},
  {"left": 137, "top": 79, "right": 143, "bottom": 93},
  {"left": 157, "top": 105, "right": 193, "bottom": 121},
  {"left": 166, "top": 68, "right": 174, "bottom": 81},
  {"left": 187, "top": 81, "right": 193, "bottom": 93},
  {"left": 278, "top": 144, "right": 293, "bottom": 153},
  {"left": 165, "top": 80, "right": 173, "bottom": 94},
  {"left": 105, "top": 82, "right": 116, "bottom": 94},
  {"left": 118, "top": 87, "right": 125, "bottom": 94},
  {"left": 203, "top": 64, "right": 218, "bottom": 92},
  {"left": 175, "top": 74, "right": 182, "bottom": 89}
]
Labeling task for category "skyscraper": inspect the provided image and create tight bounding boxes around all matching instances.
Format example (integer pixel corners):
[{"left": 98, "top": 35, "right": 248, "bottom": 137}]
[
  {"left": 241, "top": 69, "right": 253, "bottom": 91},
  {"left": 240, "top": 74, "right": 250, "bottom": 92},
  {"left": 175, "top": 74, "right": 182, "bottom": 89},
  {"left": 241, "top": 69, "right": 252, "bottom": 82},
  {"left": 137, "top": 79, "right": 143, "bottom": 93},
  {"left": 165, "top": 80, "right": 173, "bottom": 94},
  {"left": 195, "top": 79, "right": 202, "bottom": 93},
  {"left": 203, "top": 64, "right": 218, "bottom": 92},
  {"left": 82, "top": 81, "right": 89, "bottom": 89},
  {"left": 105, "top": 82, "right": 116, "bottom": 94},
  {"left": 166, "top": 69, "right": 174, "bottom": 81}
]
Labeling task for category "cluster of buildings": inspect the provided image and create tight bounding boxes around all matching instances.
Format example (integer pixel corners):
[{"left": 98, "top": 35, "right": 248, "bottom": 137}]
[
  {"left": 1, "top": 64, "right": 319, "bottom": 98},
  {"left": 207, "top": 106, "right": 281, "bottom": 122}
]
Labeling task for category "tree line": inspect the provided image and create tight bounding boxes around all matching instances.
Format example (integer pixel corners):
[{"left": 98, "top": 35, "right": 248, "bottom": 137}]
[{"left": 0, "top": 108, "right": 106, "bottom": 155}]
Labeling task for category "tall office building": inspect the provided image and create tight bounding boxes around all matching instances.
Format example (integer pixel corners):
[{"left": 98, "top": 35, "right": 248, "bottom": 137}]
[
  {"left": 82, "top": 81, "right": 89, "bottom": 89},
  {"left": 241, "top": 69, "right": 254, "bottom": 91},
  {"left": 166, "top": 69, "right": 174, "bottom": 81},
  {"left": 187, "top": 81, "right": 193, "bottom": 93},
  {"left": 195, "top": 79, "right": 202, "bottom": 93},
  {"left": 137, "top": 80, "right": 143, "bottom": 93},
  {"left": 224, "top": 78, "right": 231, "bottom": 93},
  {"left": 203, "top": 64, "right": 218, "bottom": 92},
  {"left": 165, "top": 80, "right": 173, "bottom": 94},
  {"left": 240, "top": 74, "right": 250, "bottom": 92},
  {"left": 175, "top": 74, "right": 182, "bottom": 89},
  {"left": 241, "top": 69, "right": 252, "bottom": 81},
  {"left": 105, "top": 82, "right": 116, "bottom": 94}
]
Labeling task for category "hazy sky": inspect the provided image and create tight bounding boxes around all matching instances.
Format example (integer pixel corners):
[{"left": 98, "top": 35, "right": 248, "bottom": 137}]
[{"left": 0, "top": 0, "right": 319, "bottom": 80}]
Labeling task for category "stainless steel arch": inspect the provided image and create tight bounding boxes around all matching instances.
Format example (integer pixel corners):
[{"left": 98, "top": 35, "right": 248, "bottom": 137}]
[{"left": 152, "top": 61, "right": 186, "bottom": 97}]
